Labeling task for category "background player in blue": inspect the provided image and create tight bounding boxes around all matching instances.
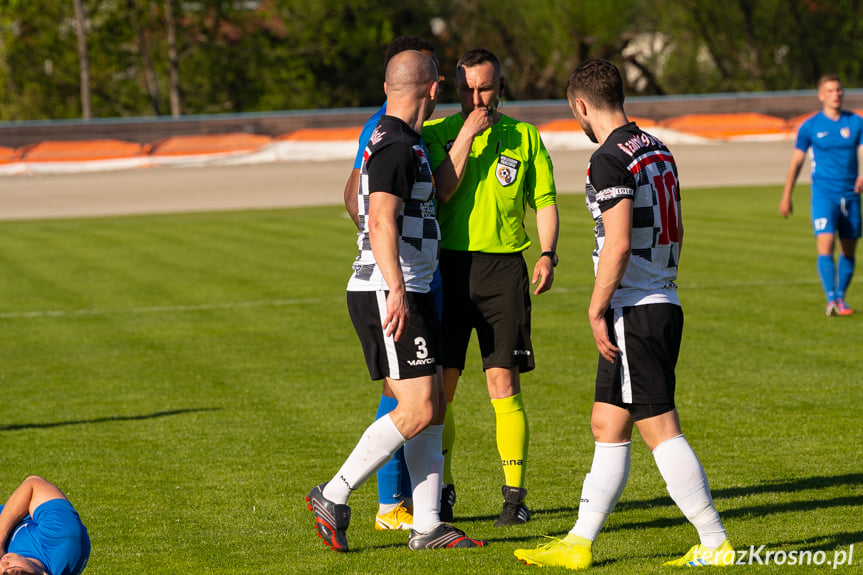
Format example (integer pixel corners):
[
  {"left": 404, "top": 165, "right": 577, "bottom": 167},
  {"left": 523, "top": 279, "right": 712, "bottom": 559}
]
[
  {"left": 0, "top": 476, "right": 90, "bottom": 575},
  {"left": 341, "top": 36, "right": 448, "bottom": 530},
  {"left": 780, "top": 74, "right": 863, "bottom": 316}
]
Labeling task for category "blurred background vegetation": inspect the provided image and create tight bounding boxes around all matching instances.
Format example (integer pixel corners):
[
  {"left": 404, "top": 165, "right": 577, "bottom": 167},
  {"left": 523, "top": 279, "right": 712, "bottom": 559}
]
[{"left": 0, "top": 0, "right": 861, "bottom": 122}]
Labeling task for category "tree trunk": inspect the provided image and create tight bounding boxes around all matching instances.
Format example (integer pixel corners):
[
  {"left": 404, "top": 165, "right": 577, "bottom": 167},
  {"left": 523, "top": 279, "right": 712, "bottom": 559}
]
[
  {"left": 165, "top": 0, "right": 182, "bottom": 117},
  {"left": 128, "top": 0, "right": 161, "bottom": 115},
  {"left": 72, "top": 0, "right": 92, "bottom": 119}
]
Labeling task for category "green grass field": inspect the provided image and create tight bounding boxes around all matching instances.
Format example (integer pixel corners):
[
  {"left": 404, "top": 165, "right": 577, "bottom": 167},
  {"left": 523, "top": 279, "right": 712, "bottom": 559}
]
[{"left": 1, "top": 186, "right": 861, "bottom": 574}]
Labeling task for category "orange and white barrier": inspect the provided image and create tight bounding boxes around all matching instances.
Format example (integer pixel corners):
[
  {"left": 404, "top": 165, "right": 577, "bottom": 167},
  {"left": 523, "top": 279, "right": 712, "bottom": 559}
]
[{"left": 0, "top": 112, "right": 816, "bottom": 176}]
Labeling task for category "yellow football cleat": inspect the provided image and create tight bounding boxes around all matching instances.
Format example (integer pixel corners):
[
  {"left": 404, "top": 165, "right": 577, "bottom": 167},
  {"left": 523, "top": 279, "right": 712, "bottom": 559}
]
[
  {"left": 514, "top": 535, "right": 593, "bottom": 570},
  {"left": 664, "top": 539, "right": 736, "bottom": 567},
  {"left": 374, "top": 501, "right": 413, "bottom": 531}
]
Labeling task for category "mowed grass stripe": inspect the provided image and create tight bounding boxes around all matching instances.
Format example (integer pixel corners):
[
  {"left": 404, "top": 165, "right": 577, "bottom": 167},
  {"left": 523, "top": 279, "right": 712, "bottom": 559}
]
[{"left": 0, "top": 298, "right": 324, "bottom": 319}]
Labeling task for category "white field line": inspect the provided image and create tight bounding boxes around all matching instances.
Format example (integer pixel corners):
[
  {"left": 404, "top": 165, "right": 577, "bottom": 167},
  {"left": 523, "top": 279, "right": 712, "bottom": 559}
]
[
  {"left": 0, "top": 298, "right": 321, "bottom": 320},
  {"left": 551, "top": 277, "right": 819, "bottom": 294},
  {"left": 683, "top": 278, "right": 820, "bottom": 288},
  {"left": 1, "top": 278, "right": 818, "bottom": 319}
]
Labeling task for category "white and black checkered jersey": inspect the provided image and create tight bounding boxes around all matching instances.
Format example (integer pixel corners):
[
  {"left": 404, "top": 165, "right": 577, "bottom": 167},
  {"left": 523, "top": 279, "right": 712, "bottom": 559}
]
[
  {"left": 347, "top": 115, "right": 440, "bottom": 293},
  {"left": 585, "top": 122, "right": 681, "bottom": 308}
]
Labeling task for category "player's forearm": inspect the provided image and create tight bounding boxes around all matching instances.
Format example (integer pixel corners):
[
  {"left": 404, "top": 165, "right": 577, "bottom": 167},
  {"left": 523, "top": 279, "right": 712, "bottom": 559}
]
[
  {"left": 0, "top": 479, "right": 35, "bottom": 552},
  {"left": 590, "top": 244, "right": 629, "bottom": 319},
  {"left": 590, "top": 200, "right": 631, "bottom": 319},
  {"left": 783, "top": 152, "right": 805, "bottom": 199},
  {"left": 782, "top": 171, "right": 798, "bottom": 199},
  {"left": 343, "top": 169, "right": 361, "bottom": 229},
  {"left": 590, "top": 199, "right": 633, "bottom": 318}
]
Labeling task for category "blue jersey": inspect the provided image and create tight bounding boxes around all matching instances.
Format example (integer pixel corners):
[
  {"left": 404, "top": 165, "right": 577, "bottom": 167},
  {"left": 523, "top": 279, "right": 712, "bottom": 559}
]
[
  {"left": 3, "top": 499, "right": 90, "bottom": 575},
  {"left": 795, "top": 110, "right": 863, "bottom": 197},
  {"left": 353, "top": 103, "right": 387, "bottom": 169}
]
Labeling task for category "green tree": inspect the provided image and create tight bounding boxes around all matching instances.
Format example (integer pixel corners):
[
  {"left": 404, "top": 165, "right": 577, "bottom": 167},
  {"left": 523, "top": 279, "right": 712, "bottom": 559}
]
[
  {"left": 72, "top": 0, "right": 91, "bottom": 118},
  {"left": 2, "top": 0, "right": 863, "bottom": 122},
  {"left": 0, "top": 0, "right": 82, "bottom": 120},
  {"left": 647, "top": 0, "right": 863, "bottom": 94},
  {"left": 427, "top": 0, "right": 638, "bottom": 102}
]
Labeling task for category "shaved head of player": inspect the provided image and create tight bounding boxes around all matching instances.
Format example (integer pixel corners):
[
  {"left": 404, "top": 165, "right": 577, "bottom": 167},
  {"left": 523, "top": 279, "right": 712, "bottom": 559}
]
[{"left": 383, "top": 50, "right": 439, "bottom": 133}]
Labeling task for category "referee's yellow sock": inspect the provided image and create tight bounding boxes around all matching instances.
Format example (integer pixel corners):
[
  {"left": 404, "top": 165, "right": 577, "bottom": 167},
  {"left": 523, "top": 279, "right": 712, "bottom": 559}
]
[
  {"left": 442, "top": 400, "right": 456, "bottom": 485},
  {"left": 491, "top": 393, "right": 529, "bottom": 488}
]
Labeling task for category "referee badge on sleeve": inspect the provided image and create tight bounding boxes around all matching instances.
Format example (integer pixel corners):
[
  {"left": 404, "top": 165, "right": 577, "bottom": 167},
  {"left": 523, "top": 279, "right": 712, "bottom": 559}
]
[{"left": 496, "top": 155, "right": 520, "bottom": 187}]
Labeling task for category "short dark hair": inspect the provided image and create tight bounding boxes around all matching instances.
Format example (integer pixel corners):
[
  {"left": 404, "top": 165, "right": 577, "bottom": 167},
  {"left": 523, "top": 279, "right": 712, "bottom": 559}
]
[
  {"left": 385, "top": 35, "right": 435, "bottom": 66},
  {"left": 567, "top": 58, "right": 625, "bottom": 111},
  {"left": 457, "top": 48, "right": 501, "bottom": 80},
  {"left": 817, "top": 73, "right": 841, "bottom": 88}
]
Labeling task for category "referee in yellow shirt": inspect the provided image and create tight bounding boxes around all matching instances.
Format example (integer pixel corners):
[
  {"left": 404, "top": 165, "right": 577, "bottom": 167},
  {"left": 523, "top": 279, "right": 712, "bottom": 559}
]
[{"left": 423, "top": 48, "right": 559, "bottom": 527}]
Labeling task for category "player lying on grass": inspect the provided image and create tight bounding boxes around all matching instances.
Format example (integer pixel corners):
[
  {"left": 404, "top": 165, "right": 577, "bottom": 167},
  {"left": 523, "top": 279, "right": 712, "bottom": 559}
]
[{"left": 0, "top": 476, "right": 90, "bottom": 575}]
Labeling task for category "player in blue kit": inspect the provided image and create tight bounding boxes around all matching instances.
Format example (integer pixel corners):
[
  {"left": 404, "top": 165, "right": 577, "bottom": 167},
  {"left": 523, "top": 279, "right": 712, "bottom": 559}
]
[
  {"left": 0, "top": 476, "right": 90, "bottom": 575},
  {"left": 341, "top": 36, "right": 451, "bottom": 530},
  {"left": 780, "top": 74, "right": 863, "bottom": 316}
]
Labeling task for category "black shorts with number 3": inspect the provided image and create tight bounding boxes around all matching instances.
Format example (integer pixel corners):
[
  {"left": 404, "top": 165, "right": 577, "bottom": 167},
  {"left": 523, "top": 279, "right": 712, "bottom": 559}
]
[{"left": 347, "top": 290, "right": 440, "bottom": 381}]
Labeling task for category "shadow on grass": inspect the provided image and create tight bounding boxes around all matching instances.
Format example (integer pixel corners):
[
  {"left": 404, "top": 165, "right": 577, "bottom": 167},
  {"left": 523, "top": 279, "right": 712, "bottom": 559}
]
[
  {"left": 496, "top": 473, "right": 863, "bottom": 542},
  {"left": 614, "top": 473, "right": 863, "bottom": 512},
  {"left": 761, "top": 530, "right": 863, "bottom": 551},
  {"left": 606, "top": 473, "right": 863, "bottom": 535},
  {"left": 0, "top": 407, "right": 222, "bottom": 432}
]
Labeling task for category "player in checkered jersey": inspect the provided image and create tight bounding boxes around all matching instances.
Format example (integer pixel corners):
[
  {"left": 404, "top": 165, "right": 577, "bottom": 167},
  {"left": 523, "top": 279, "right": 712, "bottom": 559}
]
[
  {"left": 348, "top": 115, "right": 439, "bottom": 292},
  {"left": 307, "top": 50, "right": 485, "bottom": 552},
  {"left": 514, "top": 59, "right": 734, "bottom": 569},
  {"left": 342, "top": 35, "right": 450, "bottom": 533}
]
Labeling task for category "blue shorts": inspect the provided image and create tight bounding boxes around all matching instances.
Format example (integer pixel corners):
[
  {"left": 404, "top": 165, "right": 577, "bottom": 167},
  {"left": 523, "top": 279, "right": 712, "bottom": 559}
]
[{"left": 811, "top": 193, "right": 862, "bottom": 239}]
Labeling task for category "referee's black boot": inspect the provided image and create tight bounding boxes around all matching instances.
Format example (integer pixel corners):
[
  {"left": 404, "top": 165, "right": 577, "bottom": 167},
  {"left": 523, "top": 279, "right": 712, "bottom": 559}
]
[{"left": 494, "top": 485, "right": 530, "bottom": 526}]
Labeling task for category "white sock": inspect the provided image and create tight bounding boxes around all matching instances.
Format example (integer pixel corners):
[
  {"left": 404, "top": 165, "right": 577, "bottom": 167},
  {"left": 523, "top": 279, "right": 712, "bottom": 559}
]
[
  {"left": 323, "top": 414, "right": 406, "bottom": 505},
  {"left": 404, "top": 424, "right": 443, "bottom": 533},
  {"left": 653, "top": 434, "right": 727, "bottom": 549},
  {"left": 571, "top": 441, "right": 631, "bottom": 541},
  {"left": 378, "top": 502, "right": 400, "bottom": 515}
]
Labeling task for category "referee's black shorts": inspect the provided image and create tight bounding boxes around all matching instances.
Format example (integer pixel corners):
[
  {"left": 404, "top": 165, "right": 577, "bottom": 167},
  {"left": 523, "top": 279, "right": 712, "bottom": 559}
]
[
  {"left": 439, "top": 249, "right": 534, "bottom": 373},
  {"left": 594, "top": 303, "right": 682, "bottom": 421}
]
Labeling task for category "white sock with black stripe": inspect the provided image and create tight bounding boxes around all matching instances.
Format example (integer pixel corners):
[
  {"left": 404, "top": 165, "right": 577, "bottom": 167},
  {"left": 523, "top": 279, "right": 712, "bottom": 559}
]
[{"left": 323, "top": 414, "right": 406, "bottom": 505}]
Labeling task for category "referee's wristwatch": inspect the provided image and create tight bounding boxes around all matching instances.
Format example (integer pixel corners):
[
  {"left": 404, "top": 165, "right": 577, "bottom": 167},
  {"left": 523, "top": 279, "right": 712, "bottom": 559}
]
[{"left": 541, "top": 250, "right": 559, "bottom": 267}]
